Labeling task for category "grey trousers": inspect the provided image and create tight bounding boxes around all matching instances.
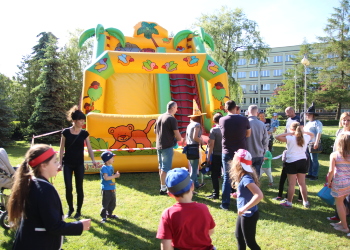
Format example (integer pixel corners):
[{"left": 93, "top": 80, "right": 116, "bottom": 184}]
[{"left": 100, "top": 190, "right": 116, "bottom": 218}]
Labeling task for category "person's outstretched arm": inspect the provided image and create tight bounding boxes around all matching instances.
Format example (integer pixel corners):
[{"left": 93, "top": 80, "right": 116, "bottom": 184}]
[{"left": 161, "top": 239, "right": 174, "bottom": 250}]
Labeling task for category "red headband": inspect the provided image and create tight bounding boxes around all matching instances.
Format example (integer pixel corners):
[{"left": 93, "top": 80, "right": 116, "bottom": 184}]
[{"left": 28, "top": 148, "right": 56, "bottom": 168}]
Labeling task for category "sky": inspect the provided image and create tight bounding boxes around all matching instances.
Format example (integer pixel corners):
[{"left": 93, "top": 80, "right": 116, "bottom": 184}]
[{"left": 0, "top": 0, "right": 339, "bottom": 78}]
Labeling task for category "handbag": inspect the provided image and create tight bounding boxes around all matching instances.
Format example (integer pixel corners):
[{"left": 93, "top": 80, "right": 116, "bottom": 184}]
[
  {"left": 308, "top": 142, "right": 323, "bottom": 154},
  {"left": 317, "top": 184, "right": 335, "bottom": 206},
  {"left": 185, "top": 144, "right": 200, "bottom": 160}
]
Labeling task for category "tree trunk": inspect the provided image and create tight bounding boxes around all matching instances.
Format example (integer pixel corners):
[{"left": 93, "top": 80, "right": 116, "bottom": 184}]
[
  {"left": 151, "top": 37, "right": 159, "bottom": 48},
  {"left": 336, "top": 102, "right": 341, "bottom": 120}
]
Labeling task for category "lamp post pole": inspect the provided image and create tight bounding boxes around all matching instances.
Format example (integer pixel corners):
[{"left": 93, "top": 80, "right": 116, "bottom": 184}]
[
  {"left": 301, "top": 55, "right": 310, "bottom": 113},
  {"left": 294, "top": 66, "right": 297, "bottom": 111}
]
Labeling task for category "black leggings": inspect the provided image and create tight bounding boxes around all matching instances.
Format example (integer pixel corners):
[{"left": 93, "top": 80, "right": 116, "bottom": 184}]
[
  {"left": 63, "top": 164, "right": 85, "bottom": 213},
  {"left": 210, "top": 155, "right": 222, "bottom": 196},
  {"left": 235, "top": 211, "right": 260, "bottom": 250}
]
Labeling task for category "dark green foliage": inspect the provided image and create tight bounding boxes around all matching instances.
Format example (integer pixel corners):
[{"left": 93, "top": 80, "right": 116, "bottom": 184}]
[
  {"left": 0, "top": 76, "right": 15, "bottom": 146},
  {"left": 321, "top": 134, "right": 336, "bottom": 155},
  {"left": 28, "top": 33, "right": 66, "bottom": 143}
]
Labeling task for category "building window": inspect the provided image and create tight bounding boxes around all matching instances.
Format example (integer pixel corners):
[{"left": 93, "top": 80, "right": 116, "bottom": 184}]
[
  {"left": 241, "top": 85, "right": 247, "bottom": 93},
  {"left": 238, "top": 59, "right": 246, "bottom": 65},
  {"left": 260, "top": 97, "right": 270, "bottom": 103},
  {"left": 250, "top": 84, "right": 258, "bottom": 91},
  {"left": 262, "top": 57, "right": 269, "bottom": 63},
  {"left": 273, "top": 56, "right": 283, "bottom": 63},
  {"left": 273, "top": 69, "right": 283, "bottom": 76},
  {"left": 261, "top": 84, "right": 270, "bottom": 91},
  {"left": 237, "top": 72, "right": 246, "bottom": 78},
  {"left": 250, "top": 98, "right": 258, "bottom": 104},
  {"left": 250, "top": 58, "right": 258, "bottom": 64},
  {"left": 273, "top": 84, "right": 279, "bottom": 90},
  {"left": 285, "top": 55, "right": 295, "bottom": 62},
  {"left": 250, "top": 71, "right": 259, "bottom": 77},
  {"left": 260, "top": 70, "right": 270, "bottom": 77},
  {"left": 243, "top": 98, "right": 246, "bottom": 104}
]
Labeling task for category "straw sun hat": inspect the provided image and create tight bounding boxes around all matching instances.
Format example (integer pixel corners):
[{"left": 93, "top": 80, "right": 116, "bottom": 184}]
[{"left": 188, "top": 99, "right": 207, "bottom": 117}]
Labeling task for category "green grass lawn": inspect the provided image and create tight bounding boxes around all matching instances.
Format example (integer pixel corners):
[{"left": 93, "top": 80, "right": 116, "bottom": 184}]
[{"left": 1, "top": 129, "right": 349, "bottom": 250}]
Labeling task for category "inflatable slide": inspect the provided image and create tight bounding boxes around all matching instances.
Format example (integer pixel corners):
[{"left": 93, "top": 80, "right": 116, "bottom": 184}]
[{"left": 79, "top": 22, "right": 229, "bottom": 173}]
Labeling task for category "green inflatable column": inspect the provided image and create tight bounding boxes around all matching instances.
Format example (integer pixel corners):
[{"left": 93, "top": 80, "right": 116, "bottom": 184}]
[{"left": 156, "top": 47, "right": 172, "bottom": 113}]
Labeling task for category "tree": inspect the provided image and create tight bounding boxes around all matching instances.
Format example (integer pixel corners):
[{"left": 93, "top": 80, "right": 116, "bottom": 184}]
[
  {"left": 314, "top": 0, "right": 350, "bottom": 119},
  {"left": 0, "top": 74, "right": 15, "bottom": 146},
  {"left": 136, "top": 22, "right": 159, "bottom": 48},
  {"left": 60, "top": 29, "right": 93, "bottom": 113},
  {"left": 195, "top": 7, "right": 270, "bottom": 101},
  {"left": 268, "top": 43, "right": 318, "bottom": 113},
  {"left": 28, "top": 34, "right": 66, "bottom": 143}
]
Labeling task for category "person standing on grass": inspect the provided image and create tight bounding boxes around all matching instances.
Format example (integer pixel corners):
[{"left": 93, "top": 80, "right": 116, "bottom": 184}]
[
  {"left": 328, "top": 133, "right": 350, "bottom": 235},
  {"left": 229, "top": 149, "right": 263, "bottom": 250},
  {"left": 333, "top": 112, "right": 350, "bottom": 151},
  {"left": 100, "top": 151, "right": 120, "bottom": 223},
  {"left": 59, "top": 105, "right": 97, "bottom": 219},
  {"left": 275, "top": 122, "right": 313, "bottom": 208},
  {"left": 246, "top": 105, "right": 269, "bottom": 177},
  {"left": 219, "top": 100, "right": 251, "bottom": 210},
  {"left": 258, "top": 112, "right": 274, "bottom": 152},
  {"left": 260, "top": 150, "right": 273, "bottom": 186},
  {"left": 156, "top": 168, "right": 216, "bottom": 250},
  {"left": 155, "top": 101, "right": 183, "bottom": 195},
  {"left": 206, "top": 113, "right": 223, "bottom": 199},
  {"left": 8, "top": 144, "right": 91, "bottom": 250},
  {"left": 304, "top": 103, "right": 323, "bottom": 181}
]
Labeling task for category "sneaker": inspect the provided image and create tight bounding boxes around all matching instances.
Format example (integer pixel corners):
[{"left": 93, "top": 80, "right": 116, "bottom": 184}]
[
  {"left": 206, "top": 194, "right": 219, "bottom": 199},
  {"left": 272, "top": 196, "right": 283, "bottom": 201},
  {"left": 100, "top": 218, "right": 107, "bottom": 223},
  {"left": 330, "top": 222, "right": 341, "bottom": 227},
  {"left": 303, "top": 201, "right": 310, "bottom": 208},
  {"left": 309, "top": 176, "right": 318, "bottom": 181},
  {"left": 74, "top": 212, "right": 81, "bottom": 219},
  {"left": 108, "top": 215, "right": 119, "bottom": 219},
  {"left": 280, "top": 201, "right": 292, "bottom": 208},
  {"left": 334, "top": 226, "right": 349, "bottom": 233},
  {"left": 219, "top": 204, "right": 228, "bottom": 211},
  {"left": 160, "top": 190, "right": 168, "bottom": 195},
  {"left": 306, "top": 175, "right": 312, "bottom": 179},
  {"left": 197, "top": 183, "right": 206, "bottom": 189},
  {"left": 231, "top": 192, "right": 237, "bottom": 198},
  {"left": 65, "top": 210, "right": 74, "bottom": 218},
  {"left": 327, "top": 216, "right": 340, "bottom": 221}
]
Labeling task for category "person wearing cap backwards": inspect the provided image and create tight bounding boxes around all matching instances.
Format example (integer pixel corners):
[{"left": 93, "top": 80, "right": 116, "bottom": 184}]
[
  {"left": 155, "top": 101, "right": 183, "bottom": 195},
  {"left": 304, "top": 103, "right": 323, "bottom": 181},
  {"left": 8, "top": 144, "right": 91, "bottom": 250},
  {"left": 100, "top": 151, "right": 120, "bottom": 223},
  {"left": 230, "top": 149, "right": 264, "bottom": 250},
  {"left": 229, "top": 149, "right": 263, "bottom": 250},
  {"left": 271, "top": 113, "right": 280, "bottom": 133},
  {"left": 156, "top": 168, "right": 216, "bottom": 250}
]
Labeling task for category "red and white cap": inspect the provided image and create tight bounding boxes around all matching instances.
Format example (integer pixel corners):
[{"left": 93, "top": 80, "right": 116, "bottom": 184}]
[{"left": 234, "top": 149, "right": 253, "bottom": 173}]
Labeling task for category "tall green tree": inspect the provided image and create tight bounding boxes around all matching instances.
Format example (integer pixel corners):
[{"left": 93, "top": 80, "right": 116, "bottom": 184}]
[
  {"left": 28, "top": 34, "right": 66, "bottom": 143},
  {"left": 60, "top": 29, "right": 93, "bottom": 113},
  {"left": 314, "top": 0, "right": 350, "bottom": 119},
  {"left": 195, "top": 7, "right": 270, "bottom": 101},
  {"left": 0, "top": 73, "right": 15, "bottom": 146},
  {"left": 268, "top": 43, "right": 318, "bottom": 113}
]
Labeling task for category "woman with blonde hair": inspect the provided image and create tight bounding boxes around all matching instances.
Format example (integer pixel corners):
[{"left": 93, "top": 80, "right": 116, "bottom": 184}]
[
  {"left": 275, "top": 122, "right": 314, "bottom": 208},
  {"left": 8, "top": 144, "right": 91, "bottom": 250},
  {"left": 333, "top": 112, "right": 350, "bottom": 151}
]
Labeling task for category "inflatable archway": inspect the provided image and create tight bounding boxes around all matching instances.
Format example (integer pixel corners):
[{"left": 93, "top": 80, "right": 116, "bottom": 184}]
[{"left": 80, "top": 22, "right": 229, "bottom": 173}]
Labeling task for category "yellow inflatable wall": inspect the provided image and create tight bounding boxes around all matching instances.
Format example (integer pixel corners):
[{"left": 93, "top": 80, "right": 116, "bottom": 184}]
[{"left": 79, "top": 22, "right": 229, "bottom": 173}]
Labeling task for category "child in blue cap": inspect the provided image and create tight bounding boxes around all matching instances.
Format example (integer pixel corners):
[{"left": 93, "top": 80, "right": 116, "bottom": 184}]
[
  {"left": 100, "top": 151, "right": 120, "bottom": 223},
  {"left": 156, "top": 168, "right": 216, "bottom": 249}
]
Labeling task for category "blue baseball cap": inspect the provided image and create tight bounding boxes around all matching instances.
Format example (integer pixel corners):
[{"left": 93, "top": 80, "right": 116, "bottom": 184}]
[
  {"left": 166, "top": 168, "right": 193, "bottom": 195},
  {"left": 101, "top": 151, "right": 115, "bottom": 163}
]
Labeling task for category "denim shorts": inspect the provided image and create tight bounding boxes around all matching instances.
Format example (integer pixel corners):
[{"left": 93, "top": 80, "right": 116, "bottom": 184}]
[{"left": 157, "top": 147, "right": 174, "bottom": 172}]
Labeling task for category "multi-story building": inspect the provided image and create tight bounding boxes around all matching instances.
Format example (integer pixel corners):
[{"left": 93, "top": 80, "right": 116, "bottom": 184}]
[{"left": 235, "top": 45, "right": 301, "bottom": 113}]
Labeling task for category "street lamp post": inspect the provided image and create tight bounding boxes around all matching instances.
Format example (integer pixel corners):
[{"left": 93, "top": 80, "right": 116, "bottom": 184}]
[
  {"left": 301, "top": 55, "right": 310, "bottom": 113},
  {"left": 294, "top": 66, "right": 297, "bottom": 111}
]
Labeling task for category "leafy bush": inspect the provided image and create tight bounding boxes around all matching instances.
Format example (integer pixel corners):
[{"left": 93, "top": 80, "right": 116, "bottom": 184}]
[{"left": 321, "top": 134, "right": 335, "bottom": 155}]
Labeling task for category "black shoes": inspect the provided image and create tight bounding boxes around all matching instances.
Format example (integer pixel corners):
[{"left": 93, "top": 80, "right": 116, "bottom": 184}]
[
  {"left": 66, "top": 210, "right": 74, "bottom": 218},
  {"left": 309, "top": 176, "right": 318, "bottom": 181},
  {"left": 160, "top": 190, "right": 168, "bottom": 195},
  {"left": 74, "top": 212, "right": 81, "bottom": 219},
  {"left": 206, "top": 194, "right": 219, "bottom": 199},
  {"left": 196, "top": 183, "right": 206, "bottom": 189}
]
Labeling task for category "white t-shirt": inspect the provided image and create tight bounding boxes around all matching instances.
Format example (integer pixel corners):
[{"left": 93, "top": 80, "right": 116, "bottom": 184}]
[{"left": 285, "top": 134, "right": 311, "bottom": 163}]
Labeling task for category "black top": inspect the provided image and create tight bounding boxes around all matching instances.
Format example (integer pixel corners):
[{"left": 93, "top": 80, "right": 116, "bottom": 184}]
[
  {"left": 155, "top": 113, "right": 178, "bottom": 150},
  {"left": 13, "top": 178, "right": 83, "bottom": 250},
  {"left": 62, "top": 128, "right": 89, "bottom": 165}
]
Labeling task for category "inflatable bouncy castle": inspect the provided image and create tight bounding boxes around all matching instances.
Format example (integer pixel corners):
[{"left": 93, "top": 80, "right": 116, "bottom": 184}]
[{"left": 79, "top": 22, "right": 229, "bottom": 173}]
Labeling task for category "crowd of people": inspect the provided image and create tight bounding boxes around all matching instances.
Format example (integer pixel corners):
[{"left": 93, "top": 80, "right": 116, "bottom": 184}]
[{"left": 6, "top": 101, "right": 350, "bottom": 249}]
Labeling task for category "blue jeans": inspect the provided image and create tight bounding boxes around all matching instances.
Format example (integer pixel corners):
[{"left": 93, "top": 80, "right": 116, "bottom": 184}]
[
  {"left": 157, "top": 147, "right": 174, "bottom": 173},
  {"left": 308, "top": 152, "right": 319, "bottom": 177},
  {"left": 252, "top": 157, "right": 264, "bottom": 177},
  {"left": 189, "top": 159, "right": 200, "bottom": 188},
  {"left": 221, "top": 153, "right": 234, "bottom": 209}
]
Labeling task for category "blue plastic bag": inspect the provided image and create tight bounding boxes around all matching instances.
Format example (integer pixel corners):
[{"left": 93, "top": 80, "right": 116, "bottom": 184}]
[{"left": 317, "top": 184, "right": 335, "bottom": 206}]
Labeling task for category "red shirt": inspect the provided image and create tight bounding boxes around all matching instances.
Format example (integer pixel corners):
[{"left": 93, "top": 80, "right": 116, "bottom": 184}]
[{"left": 156, "top": 202, "right": 215, "bottom": 250}]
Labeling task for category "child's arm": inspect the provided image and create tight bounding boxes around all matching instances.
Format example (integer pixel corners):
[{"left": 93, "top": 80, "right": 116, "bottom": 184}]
[
  {"left": 160, "top": 239, "right": 174, "bottom": 250},
  {"left": 209, "top": 228, "right": 215, "bottom": 236},
  {"left": 103, "top": 171, "right": 120, "bottom": 181},
  {"left": 275, "top": 133, "right": 293, "bottom": 142},
  {"left": 328, "top": 153, "right": 336, "bottom": 188},
  {"left": 237, "top": 183, "right": 263, "bottom": 216}
]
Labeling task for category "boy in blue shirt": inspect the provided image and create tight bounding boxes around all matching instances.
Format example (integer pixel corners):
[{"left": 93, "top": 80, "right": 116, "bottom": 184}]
[{"left": 100, "top": 151, "right": 120, "bottom": 223}]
